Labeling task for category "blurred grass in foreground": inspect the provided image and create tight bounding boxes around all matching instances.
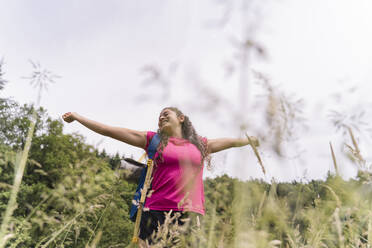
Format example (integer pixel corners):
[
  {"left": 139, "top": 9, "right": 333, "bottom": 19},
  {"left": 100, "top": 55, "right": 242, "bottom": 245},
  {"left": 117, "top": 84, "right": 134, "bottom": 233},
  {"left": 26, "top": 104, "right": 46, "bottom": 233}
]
[{"left": 1, "top": 61, "right": 372, "bottom": 247}]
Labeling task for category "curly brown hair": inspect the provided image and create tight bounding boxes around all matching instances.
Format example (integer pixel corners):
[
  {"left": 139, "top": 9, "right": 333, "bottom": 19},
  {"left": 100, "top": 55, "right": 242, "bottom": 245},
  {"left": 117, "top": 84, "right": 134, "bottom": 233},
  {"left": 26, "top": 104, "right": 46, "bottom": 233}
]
[{"left": 156, "top": 107, "right": 211, "bottom": 169}]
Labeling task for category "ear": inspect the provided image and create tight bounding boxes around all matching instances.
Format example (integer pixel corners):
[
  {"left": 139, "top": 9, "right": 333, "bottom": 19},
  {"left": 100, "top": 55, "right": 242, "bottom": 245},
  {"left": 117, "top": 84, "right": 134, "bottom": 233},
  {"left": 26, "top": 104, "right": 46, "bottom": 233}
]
[{"left": 178, "top": 115, "right": 185, "bottom": 123}]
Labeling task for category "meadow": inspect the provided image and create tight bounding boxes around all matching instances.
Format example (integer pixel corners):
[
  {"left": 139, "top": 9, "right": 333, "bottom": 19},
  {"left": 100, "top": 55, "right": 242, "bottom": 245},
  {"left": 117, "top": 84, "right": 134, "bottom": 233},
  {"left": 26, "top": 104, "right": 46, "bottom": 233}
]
[{"left": 1, "top": 63, "right": 372, "bottom": 248}]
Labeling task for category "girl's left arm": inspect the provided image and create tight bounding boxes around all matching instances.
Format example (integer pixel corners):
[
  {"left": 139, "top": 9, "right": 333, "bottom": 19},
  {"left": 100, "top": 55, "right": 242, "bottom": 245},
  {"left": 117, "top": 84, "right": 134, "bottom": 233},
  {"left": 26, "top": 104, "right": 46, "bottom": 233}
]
[{"left": 207, "top": 136, "right": 259, "bottom": 154}]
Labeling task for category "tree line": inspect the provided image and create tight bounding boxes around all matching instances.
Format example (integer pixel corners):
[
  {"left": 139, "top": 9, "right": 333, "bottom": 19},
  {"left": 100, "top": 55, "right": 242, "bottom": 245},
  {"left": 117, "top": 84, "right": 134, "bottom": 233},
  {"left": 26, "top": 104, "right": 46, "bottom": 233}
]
[{"left": 1, "top": 92, "right": 372, "bottom": 247}]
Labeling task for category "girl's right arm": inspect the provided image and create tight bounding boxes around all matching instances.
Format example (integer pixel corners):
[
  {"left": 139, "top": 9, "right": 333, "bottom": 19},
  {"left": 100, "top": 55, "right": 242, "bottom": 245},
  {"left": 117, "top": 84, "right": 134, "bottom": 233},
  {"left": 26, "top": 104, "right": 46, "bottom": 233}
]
[{"left": 62, "top": 112, "right": 147, "bottom": 149}]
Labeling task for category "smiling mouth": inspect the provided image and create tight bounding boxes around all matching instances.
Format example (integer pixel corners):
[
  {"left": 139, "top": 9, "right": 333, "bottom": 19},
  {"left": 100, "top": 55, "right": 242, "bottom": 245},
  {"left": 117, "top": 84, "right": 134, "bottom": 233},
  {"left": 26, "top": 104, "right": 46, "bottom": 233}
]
[{"left": 160, "top": 120, "right": 169, "bottom": 127}]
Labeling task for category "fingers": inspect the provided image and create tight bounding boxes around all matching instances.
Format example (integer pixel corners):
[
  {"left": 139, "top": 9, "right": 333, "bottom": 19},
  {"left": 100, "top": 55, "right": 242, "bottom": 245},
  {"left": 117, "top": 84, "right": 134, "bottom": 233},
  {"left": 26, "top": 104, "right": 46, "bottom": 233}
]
[
  {"left": 62, "top": 112, "right": 70, "bottom": 120},
  {"left": 62, "top": 112, "right": 75, "bottom": 123}
]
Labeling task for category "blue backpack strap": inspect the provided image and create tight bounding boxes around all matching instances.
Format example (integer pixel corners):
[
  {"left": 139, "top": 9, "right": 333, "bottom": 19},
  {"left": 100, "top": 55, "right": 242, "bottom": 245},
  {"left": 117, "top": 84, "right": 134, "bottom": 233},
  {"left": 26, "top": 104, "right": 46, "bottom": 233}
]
[
  {"left": 147, "top": 133, "right": 160, "bottom": 160},
  {"left": 130, "top": 133, "right": 160, "bottom": 221}
]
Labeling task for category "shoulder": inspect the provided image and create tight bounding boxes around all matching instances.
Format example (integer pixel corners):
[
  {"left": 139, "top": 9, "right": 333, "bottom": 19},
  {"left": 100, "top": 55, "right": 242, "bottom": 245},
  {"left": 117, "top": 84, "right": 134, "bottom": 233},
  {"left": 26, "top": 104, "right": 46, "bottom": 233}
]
[
  {"left": 147, "top": 131, "right": 157, "bottom": 139},
  {"left": 145, "top": 131, "right": 158, "bottom": 151},
  {"left": 198, "top": 135, "right": 208, "bottom": 147}
]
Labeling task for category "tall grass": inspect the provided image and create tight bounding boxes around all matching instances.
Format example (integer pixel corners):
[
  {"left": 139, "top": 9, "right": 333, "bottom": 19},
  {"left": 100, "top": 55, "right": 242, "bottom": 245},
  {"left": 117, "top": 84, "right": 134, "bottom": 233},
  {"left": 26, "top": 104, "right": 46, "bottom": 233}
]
[
  {"left": 0, "top": 61, "right": 57, "bottom": 247},
  {"left": 2, "top": 61, "right": 372, "bottom": 247},
  {"left": 0, "top": 110, "right": 36, "bottom": 247}
]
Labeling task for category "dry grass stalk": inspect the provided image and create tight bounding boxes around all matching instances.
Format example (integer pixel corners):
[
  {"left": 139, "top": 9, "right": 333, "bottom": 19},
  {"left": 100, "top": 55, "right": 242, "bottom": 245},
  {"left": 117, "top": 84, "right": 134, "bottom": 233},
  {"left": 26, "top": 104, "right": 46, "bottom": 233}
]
[
  {"left": 347, "top": 126, "right": 365, "bottom": 163},
  {"left": 86, "top": 230, "right": 102, "bottom": 248},
  {"left": 149, "top": 211, "right": 186, "bottom": 247},
  {"left": 177, "top": 192, "right": 190, "bottom": 210},
  {"left": 86, "top": 196, "right": 114, "bottom": 246},
  {"left": 329, "top": 142, "right": 339, "bottom": 175},
  {"left": 207, "top": 205, "right": 217, "bottom": 248},
  {"left": 0, "top": 61, "right": 59, "bottom": 247},
  {"left": 333, "top": 207, "right": 345, "bottom": 248},
  {"left": 347, "top": 127, "right": 360, "bottom": 155},
  {"left": 257, "top": 191, "right": 267, "bottom": 218},
  {"left": 246, "top": 134, "right": 266, "bottom": 175},
  {"left": 322, "top": 185, "right": 341, "bottom": 208},
  {"left": 368, "top": 214, "right": 372, "bottom": 247},
  {"left": 0, "top": 111, "right": 37, "bottom": 248},
  {"left": 36, "top": 211, "right": 83, "bottom": 248}
]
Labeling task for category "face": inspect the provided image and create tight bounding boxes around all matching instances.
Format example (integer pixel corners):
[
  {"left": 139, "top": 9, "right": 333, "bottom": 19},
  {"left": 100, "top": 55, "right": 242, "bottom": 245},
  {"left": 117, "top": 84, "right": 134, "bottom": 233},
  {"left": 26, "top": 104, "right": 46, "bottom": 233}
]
[{"left": 158, "top": 108, "right": 184, "bottom": 134}]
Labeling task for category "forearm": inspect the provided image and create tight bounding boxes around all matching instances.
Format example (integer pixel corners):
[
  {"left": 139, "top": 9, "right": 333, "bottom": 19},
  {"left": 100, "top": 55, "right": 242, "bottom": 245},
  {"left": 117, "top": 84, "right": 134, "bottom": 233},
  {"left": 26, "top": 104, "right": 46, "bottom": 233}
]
[
  {"left": 74, "top": 113, "right": 111, "bottom": 136},
  {"left": 64, "top": 112, "right": 147, "bottom": 148},
  {"left": 208, "top": 136, "right": 259, "bottom": 153},
  {"left": 233, "top": 136, "right": 259, "bottom": 147}
]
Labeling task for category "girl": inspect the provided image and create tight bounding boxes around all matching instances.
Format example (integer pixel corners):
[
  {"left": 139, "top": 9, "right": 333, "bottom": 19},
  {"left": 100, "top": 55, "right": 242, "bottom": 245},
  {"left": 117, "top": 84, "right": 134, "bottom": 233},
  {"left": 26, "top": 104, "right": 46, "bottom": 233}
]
[{"left": 62, "top": 107, "right": 258, "bottom": 247}]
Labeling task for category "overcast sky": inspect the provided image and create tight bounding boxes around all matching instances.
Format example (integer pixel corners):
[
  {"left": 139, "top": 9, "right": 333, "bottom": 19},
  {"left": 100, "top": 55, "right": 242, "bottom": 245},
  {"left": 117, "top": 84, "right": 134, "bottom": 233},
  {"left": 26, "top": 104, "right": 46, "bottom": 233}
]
[{"left": 1, "top": 0, "right": 372, "bottom": 181}]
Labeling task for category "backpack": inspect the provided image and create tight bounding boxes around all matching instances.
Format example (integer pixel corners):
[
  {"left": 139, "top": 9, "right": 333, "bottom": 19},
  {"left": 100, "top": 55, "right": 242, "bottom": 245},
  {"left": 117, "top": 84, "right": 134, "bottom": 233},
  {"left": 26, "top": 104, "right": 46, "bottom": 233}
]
[{"left": 129, "top": 133, "right": 160, "bottom": 222}]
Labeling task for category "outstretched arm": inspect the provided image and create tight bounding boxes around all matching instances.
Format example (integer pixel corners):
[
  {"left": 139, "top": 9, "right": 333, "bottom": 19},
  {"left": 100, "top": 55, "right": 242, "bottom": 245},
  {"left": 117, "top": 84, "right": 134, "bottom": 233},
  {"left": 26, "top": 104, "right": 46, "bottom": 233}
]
[
  {"left": 62, "top": 112, "right": 147, "bottom": 149},
  {"left": 207, "top": 136, "right": 259, "bottom": 154}
]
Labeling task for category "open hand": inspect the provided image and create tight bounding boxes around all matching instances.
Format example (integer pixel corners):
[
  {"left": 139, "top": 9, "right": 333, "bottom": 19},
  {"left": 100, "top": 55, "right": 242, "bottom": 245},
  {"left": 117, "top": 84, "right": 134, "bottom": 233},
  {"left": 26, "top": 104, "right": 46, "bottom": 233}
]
[{"left": 62, "top": 112, "right": 77, "bottom": 123}]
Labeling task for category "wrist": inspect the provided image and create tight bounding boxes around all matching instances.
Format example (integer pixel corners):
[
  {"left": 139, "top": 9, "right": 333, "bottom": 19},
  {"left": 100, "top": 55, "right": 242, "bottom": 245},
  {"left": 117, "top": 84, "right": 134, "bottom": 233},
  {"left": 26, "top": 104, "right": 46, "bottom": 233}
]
[{"left": 73, "top": 112, "right": 81, "bottom": 122}]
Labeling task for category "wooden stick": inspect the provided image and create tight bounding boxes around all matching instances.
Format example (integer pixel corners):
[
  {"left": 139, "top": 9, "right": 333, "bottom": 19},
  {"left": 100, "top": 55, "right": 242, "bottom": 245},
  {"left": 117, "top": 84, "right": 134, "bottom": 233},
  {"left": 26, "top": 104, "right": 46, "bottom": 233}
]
[{"left": 132, "top": 158, "right": 154, "bottom": 244}]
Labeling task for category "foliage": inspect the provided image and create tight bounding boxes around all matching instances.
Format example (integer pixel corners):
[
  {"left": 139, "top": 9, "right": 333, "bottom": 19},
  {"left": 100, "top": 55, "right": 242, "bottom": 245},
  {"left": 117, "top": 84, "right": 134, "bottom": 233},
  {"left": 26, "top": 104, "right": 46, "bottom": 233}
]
[
  {"left": 2, "top": 86, "right": 372, "bottom": 247},
  {"left": 0, "top": 98, "right": 48, "bottom": 150},
  {"left": 0, "top": 97, "right": 135, "bottom": 247},
  {"left": 0, "top": 59, "right": 6, "bottom": 91}
]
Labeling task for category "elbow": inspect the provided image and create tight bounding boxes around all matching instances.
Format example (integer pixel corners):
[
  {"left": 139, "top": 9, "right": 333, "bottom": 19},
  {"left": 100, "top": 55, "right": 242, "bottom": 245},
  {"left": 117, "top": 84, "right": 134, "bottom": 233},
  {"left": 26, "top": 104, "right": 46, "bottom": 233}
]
[{"left": 100, "top": 127, "right": 112, "bottom": 137}]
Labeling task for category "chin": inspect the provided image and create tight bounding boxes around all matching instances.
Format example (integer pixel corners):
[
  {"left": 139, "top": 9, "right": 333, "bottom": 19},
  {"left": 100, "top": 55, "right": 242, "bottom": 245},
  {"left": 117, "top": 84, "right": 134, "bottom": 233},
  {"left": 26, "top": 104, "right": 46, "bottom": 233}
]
[{"left": 160, "top": 127, "right": 172, "bottom": 135}]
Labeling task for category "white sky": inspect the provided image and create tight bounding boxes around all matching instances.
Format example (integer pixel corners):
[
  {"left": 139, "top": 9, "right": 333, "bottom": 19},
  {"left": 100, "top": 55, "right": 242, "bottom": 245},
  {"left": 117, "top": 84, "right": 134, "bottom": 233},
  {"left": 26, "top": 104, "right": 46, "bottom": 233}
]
[{"left": 1, "top": 0, "right": 372, "bottom": 181}]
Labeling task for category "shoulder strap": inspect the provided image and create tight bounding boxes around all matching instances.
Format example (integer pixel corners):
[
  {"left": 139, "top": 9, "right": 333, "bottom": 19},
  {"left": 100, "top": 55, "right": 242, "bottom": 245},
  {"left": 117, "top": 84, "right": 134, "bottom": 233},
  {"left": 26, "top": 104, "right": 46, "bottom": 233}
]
[
  {"left": 129, "top": 133, "right": 161, "bottom": 221},
  {"left": 147, "top": 133, "right": 160, "bottom": 159}
]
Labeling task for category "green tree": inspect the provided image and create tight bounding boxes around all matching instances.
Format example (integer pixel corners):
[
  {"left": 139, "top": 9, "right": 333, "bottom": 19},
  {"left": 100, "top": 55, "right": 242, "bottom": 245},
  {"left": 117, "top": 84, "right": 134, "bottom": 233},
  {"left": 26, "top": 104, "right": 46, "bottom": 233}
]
[
  {"left": 0, "top": 59, "right": 6, "bottom": 91},
  {"left": 0, "top": 99, "right": 48, "bottom": 150}
]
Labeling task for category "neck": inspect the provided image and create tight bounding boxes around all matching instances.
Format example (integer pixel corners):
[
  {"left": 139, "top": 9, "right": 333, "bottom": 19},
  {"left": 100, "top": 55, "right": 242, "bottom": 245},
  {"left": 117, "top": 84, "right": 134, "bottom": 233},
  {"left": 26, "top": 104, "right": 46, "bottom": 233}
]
[
  {"left": 172, "top": 128, "right": 183, "bottom": 138},
  {"left": 166, "top": 127, "right": 183, "bottom": 138}
]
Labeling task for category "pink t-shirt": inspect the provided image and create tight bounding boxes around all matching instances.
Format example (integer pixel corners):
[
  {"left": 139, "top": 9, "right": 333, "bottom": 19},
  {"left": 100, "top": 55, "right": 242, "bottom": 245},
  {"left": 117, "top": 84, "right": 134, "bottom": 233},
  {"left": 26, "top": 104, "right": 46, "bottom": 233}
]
[{"left": 144, "top": 131, "right": 206, "bottom": 215}]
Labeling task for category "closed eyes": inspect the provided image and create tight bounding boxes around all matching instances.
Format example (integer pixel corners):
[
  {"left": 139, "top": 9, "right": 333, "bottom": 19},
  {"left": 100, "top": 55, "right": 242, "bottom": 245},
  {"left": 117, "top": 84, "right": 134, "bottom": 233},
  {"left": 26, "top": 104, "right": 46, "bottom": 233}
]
[{"left": 159, "top": 112, "right": 169, "bottom": 121}]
